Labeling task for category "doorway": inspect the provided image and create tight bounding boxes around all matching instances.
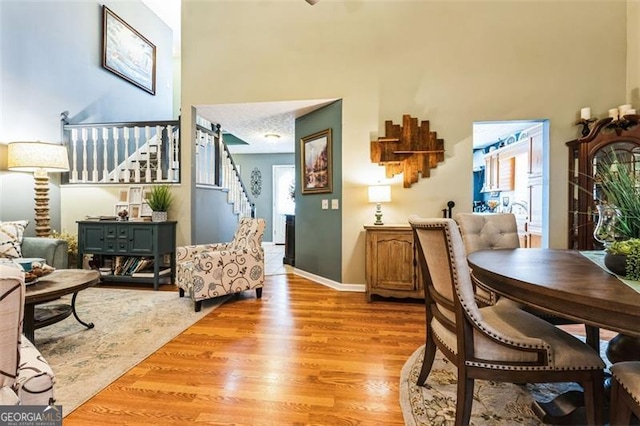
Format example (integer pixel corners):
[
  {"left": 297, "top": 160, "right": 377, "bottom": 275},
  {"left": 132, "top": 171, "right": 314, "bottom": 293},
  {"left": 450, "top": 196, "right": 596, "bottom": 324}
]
[
  {"left": 472, "top": 120, "right": 549, "bottom": 248},
  {"left": 272, "top": 165, "right": 295, "bottom": 244}
]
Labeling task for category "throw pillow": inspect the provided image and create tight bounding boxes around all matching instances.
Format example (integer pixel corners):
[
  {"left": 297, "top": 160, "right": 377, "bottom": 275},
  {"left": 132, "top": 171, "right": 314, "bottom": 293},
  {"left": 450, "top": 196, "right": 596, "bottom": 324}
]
[{"left": 0, "top": 220, "right": 29, "bottom": 259}]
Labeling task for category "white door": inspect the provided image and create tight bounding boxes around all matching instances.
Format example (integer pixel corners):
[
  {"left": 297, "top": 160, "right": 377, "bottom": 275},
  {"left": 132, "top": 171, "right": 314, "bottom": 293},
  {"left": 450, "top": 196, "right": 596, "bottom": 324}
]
[{"left": 273, "top": 165, "right": 295, "bottom": 244}]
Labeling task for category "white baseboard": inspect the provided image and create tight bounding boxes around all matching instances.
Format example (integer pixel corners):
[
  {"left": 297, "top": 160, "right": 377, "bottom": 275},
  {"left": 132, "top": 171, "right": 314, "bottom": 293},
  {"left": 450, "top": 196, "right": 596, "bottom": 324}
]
[{"left": 293, "top": 268, "right": 365, "bottom": 293}]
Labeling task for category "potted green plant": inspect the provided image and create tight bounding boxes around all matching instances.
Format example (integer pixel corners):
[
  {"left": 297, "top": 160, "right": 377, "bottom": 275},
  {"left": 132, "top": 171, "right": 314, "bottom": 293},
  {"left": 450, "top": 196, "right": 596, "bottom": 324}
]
[
  {"left": 605, "top": 239, "right": 640, "bottom": 279},
  {"left": 594, "top": 150, "right": 640, "bottom": 279},
  {"left": 146, "top": 185, "right": 173, "bottom": 222}
]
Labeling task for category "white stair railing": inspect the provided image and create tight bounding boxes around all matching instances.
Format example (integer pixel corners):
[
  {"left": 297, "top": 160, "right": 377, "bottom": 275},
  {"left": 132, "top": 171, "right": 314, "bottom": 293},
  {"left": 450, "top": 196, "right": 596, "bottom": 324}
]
[
  {"left": 194, "top": 122, "right": 255, "bottom": 218},
  {"left": 61, "top": 113, "right": 180, "bottom": 185}
]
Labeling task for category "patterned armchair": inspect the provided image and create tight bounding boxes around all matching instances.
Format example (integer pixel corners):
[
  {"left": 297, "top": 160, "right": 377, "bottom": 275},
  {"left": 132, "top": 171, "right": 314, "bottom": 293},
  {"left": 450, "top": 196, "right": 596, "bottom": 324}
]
[
  {"left": 176, "top": 218, "right": 266, "bottom": 312},
  {"left": 0, "top": 263, "right": 56, "bottom": 406}
]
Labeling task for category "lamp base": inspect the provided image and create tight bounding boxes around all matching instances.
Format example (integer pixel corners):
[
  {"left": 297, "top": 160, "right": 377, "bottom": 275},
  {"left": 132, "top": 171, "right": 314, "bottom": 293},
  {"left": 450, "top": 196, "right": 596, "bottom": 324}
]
[
  {"left": 374, "top": 203, "right": 384, "bottom": 225},
  {"left": 33, "top": 170, "right": 51, "bottom": 237}
]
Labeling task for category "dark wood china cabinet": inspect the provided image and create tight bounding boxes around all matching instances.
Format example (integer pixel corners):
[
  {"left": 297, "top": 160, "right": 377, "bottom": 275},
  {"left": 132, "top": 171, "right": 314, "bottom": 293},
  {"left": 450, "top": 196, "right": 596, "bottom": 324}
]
[{"left": 567, "top": 116, "right": 640, "bottom": 250}]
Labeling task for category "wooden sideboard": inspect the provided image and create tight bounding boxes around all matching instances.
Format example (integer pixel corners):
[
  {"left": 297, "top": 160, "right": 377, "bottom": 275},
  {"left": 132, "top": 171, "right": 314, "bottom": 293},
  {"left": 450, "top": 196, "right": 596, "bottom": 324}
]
[{"left": 364, "top": 225, "right": 423, "bottom": 302}]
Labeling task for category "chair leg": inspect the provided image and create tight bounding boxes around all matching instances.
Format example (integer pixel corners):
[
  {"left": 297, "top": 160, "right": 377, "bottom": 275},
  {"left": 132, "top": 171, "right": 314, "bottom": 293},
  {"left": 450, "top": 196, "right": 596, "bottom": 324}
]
[
  {"left": 179, "top": 288, "right": 184, "bottom": 297},
  {"left": 256, "top": 288, "right": 262, "bottom": 299},
  {"left": 455, "top": 368, "right": 474, "bottom": 426},
  {"left": 582, "top": 370, "right": 604, "bottom": 426},
  {"left": 417, "top": 337, "right": 436, "bottom": 386},
  {"left": 585, "top": 325, "right": 600, "bottom": 352},
  {"left": 610, "top": 376, "right": 633, "bottom": 425},
  {"left": 194, "top": 300, "right": 202, "bottom": 312}
]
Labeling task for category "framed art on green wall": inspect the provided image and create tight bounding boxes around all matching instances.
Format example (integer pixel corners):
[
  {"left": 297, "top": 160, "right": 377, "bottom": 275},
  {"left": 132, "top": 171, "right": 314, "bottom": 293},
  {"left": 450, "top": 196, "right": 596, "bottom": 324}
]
[{"left": 301, "top": 128, "right": 332, "bottom": 194}]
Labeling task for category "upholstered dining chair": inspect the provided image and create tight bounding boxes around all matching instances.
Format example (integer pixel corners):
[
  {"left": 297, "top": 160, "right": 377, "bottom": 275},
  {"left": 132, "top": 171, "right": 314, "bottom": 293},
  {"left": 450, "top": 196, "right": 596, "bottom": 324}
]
[
  {"left": 408, "top": 217, "right": 605, "bottom": 426},
  {"left": 454, "top": 213, "right": 520, "bottom": 306},
  {"left": 176, "top": 218, "right": 266, "bottom": 312},
  {"left": 455, "top": 212, "right": 600, "bottom": 350},
  {"left": 610, "top": 362, "right": 640, "bottom": 425}
]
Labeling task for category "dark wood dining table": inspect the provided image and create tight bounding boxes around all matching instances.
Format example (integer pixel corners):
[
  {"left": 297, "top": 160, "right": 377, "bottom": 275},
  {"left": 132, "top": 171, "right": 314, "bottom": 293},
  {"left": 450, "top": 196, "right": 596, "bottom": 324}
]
[
  {"left": 468, "top": 248, "right": 640, "bottom": 424},
  {"left": 467, "top": 248, "right": 640, "bottom": 338}
]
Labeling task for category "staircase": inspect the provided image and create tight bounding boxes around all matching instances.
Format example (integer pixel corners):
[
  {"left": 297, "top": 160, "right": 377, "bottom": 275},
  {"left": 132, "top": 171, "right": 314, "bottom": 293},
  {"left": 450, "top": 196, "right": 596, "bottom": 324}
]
[{"left": 60, "top": 111, "right": 255, "bottom": 218}]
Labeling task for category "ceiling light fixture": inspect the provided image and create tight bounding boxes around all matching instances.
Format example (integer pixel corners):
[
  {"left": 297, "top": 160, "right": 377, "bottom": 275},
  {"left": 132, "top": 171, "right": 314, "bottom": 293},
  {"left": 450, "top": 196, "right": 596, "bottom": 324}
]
[
  {"left": 264, "top": 133, "right": 281, "bottom": 141},
  {"left": 305, "top": 0, "right": 320, "bottom": 4}
]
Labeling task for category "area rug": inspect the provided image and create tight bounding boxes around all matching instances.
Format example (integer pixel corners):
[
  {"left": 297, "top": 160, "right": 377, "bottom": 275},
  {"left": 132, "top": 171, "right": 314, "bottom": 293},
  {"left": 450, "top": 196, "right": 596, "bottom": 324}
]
[
  {"left": 34, "top": 287, "right": 229, "bottom": 416},
  {"left": 399, "top": 343, "right": 611, "bottom": 426}
]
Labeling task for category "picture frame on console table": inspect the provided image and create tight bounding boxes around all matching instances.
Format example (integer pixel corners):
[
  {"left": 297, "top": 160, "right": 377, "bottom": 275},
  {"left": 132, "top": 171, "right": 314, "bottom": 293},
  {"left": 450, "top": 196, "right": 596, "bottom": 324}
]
[
  {"left": 102, "top": 6, "right": 156, "bottom": 95},
  {"left": 301, "top": 128, "right": 332, "bottom": 194}
]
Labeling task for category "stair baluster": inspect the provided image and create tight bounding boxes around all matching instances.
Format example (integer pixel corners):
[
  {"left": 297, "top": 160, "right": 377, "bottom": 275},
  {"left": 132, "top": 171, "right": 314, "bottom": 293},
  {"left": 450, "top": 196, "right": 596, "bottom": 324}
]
[
  {"left": 155, "top": 125, "right": 163, "bottom": 182},
  {"left": 123, "top": 128, "right": 130, "bottom": 183},
  {"left": 113, "top": 127, "right": 120, "bottom": 183},
  {"left": 102, "top": 127, "right": 109, "bottom": 182},
  {"left": 81, "top": 128, "right": 89, "bottom": 182},
  {"left": 91, "top": 128, "right": 99, "bottom": 182},
  {"left": 70, "top": 128, "right": 79, "bottom": 183},
  {"left": 132, "top": 126, "right": 141, "bottom": 183},
  {"left": 144, "top": 126, "right": 152, "bottom": 183}
]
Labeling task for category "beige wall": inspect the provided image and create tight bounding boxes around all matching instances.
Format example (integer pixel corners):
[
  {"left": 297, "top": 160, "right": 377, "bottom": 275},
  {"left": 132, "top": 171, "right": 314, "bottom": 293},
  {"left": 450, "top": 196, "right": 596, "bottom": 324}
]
[
  {"left": 179, "top": 0, "right": 626, "bottom": 285},
  {"left": 628, "top": 1, "right": 640, "bottom": 103}
]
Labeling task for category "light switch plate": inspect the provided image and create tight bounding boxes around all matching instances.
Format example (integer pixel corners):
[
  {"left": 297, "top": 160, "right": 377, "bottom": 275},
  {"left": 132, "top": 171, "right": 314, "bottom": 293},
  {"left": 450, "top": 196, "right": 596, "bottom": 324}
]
[
  {"left": 322, "top": 199, "right": 329, "bottom": 209},
  {"left": 331, "top": 199, "right": 339, "bottom": 210}
]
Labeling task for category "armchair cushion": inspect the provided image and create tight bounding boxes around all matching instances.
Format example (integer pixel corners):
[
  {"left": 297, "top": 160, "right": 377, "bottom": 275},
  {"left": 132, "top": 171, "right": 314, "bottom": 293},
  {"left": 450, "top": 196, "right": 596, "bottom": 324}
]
[{"left": 0, "top": 220, "right": 29, "bottom": 259}]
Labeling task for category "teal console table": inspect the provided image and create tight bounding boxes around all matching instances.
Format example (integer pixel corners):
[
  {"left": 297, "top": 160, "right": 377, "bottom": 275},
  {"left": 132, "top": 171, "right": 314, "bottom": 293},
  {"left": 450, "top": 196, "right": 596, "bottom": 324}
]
[{"left": 77, "top": 220, "right": 177, "bottom": 290}]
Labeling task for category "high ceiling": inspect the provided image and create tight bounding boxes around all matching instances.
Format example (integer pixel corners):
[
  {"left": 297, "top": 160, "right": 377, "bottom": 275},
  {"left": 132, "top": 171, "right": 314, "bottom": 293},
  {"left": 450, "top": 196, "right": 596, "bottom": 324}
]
[{"left": 143, "top": 0, "right": 537, "bottom": 154}]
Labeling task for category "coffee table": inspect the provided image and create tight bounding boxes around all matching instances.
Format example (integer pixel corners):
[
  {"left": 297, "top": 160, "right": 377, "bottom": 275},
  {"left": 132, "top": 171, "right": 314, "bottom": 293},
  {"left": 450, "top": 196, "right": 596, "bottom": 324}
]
[{"left": 24, "top": 269, "right": 101, "bottom": 342}]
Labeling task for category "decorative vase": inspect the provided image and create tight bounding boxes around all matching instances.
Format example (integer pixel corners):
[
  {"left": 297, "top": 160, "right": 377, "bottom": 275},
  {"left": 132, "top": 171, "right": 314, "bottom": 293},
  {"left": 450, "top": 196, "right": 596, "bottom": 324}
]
[
  {"left": 593, "top": 204, "right": 621, "bottom": 247},
  {"left": 604, "top": 252, "right": 627, "bottom": 276},
  {"left": 151, "top": 211, "right": 167, "bottom": 222}
]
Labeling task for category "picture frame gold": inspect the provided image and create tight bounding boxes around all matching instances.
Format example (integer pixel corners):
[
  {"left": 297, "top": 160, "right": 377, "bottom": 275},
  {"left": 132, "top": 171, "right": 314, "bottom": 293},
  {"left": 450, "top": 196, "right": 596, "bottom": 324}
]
[{"left": 300, "top": 128, "right": 332, "bottom": 194}]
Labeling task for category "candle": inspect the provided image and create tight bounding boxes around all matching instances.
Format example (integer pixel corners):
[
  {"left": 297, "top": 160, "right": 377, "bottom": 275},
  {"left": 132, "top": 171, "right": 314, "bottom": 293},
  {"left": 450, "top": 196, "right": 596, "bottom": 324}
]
[
  {"left": 580, "top": 107, "right": 591, "bottom": 120},
  {"left": 619, "top": 104, "right": 632, "bottom": 116},
  {"left": 609, "top": 108, "right": 619, "bottom": 119}
]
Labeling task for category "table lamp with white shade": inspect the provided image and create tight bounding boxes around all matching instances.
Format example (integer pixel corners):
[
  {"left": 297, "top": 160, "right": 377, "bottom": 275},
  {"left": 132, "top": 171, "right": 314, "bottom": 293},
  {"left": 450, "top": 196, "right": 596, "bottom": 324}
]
[
  {"left": 368, "top": 185, "right": 391, "bottom": 225},
  {"left": 7, "top": 141, "right": 70, "bottom": 237}
]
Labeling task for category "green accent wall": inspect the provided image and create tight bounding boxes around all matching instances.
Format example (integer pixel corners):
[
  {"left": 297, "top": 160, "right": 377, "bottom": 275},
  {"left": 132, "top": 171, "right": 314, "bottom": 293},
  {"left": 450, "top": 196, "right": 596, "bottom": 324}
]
[
  {"left": 232, "top": 153, "right": 294, "bottom": 242},
  {"left": 295, "top": 101, "right": 342, "bottom": 282}
]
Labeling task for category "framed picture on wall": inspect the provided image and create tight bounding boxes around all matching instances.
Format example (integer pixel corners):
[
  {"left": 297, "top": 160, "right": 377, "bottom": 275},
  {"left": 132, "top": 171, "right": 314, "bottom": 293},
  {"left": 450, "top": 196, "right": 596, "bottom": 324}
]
[
  {"left": 102, "top": 6, "right": 156, "bottom": 95},
  {"left": 300, "top": 128, "right": 332, "bottom": 194}
]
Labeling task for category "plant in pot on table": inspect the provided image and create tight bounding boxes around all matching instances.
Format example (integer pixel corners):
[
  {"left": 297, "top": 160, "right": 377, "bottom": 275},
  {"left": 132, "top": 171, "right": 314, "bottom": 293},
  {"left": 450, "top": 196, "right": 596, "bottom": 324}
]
[
  {"left": 594, "top": 151, "right": 640, "bottom": 280},
  {"left": 146, "top": 185, "right": 173, "bottom": 222}
]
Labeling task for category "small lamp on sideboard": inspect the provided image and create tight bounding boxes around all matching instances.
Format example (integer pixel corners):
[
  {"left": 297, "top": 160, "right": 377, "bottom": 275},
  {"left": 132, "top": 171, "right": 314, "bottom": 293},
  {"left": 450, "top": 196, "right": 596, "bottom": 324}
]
[
  {"left": 8, "top": 141, "right": 69, "bottom": 237},
  {"left": 368, "top": 185, "right": 391, "bottom": 225}
]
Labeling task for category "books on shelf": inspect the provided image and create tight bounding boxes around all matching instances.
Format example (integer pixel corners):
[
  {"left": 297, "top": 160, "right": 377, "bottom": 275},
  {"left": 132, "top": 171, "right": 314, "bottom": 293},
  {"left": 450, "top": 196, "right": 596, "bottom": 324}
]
[
  {"left": 131, "top": 268, "right": 171, "bottom": 278},
  {"left": 107, "top": 256, "right": 170, "bottom": 278}
]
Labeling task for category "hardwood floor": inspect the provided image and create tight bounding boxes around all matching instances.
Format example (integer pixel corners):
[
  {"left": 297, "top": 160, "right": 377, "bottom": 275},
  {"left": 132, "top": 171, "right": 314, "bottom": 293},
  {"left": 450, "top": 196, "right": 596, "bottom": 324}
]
[{"left": 64, "top": 274, "right": 426, "bottom": 425}]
